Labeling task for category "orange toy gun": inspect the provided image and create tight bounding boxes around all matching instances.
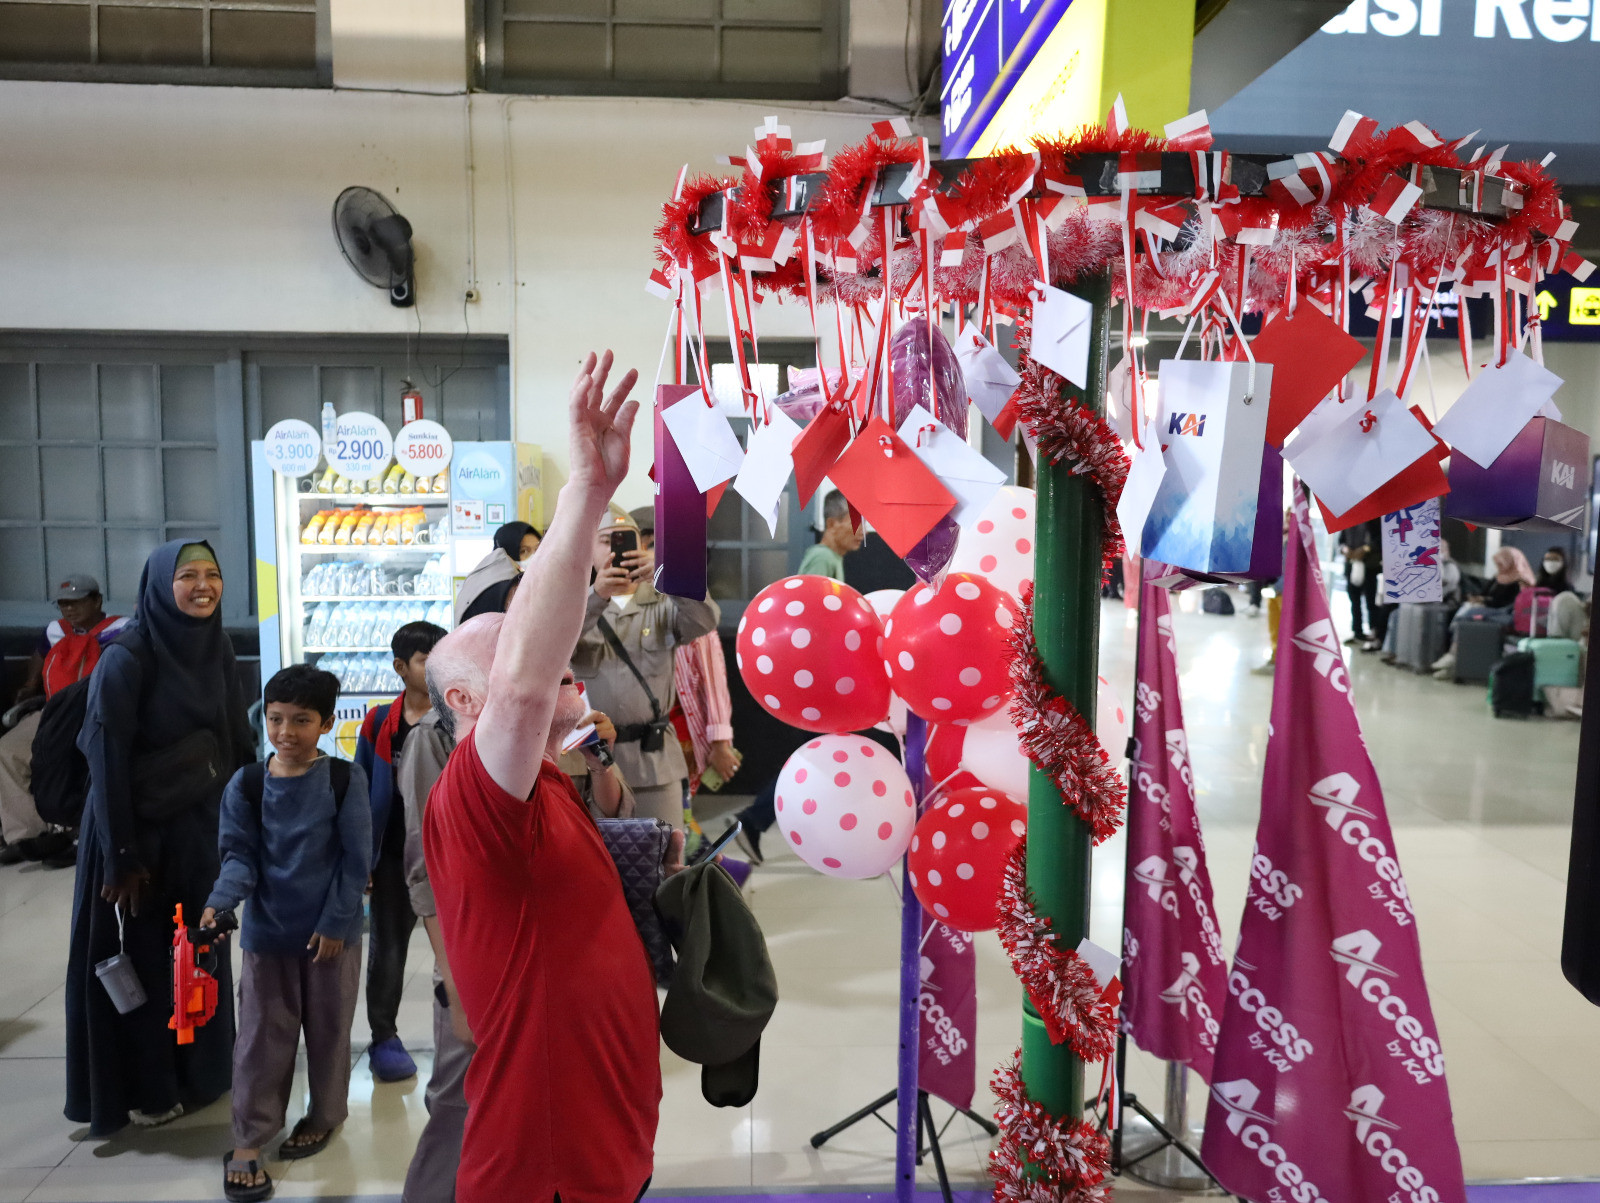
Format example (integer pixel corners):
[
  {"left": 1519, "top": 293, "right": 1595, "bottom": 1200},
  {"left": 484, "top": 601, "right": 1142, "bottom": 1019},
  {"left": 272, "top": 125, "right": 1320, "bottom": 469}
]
[{"left": 169, "top": 903, "right": 232, "bottom": 1045}]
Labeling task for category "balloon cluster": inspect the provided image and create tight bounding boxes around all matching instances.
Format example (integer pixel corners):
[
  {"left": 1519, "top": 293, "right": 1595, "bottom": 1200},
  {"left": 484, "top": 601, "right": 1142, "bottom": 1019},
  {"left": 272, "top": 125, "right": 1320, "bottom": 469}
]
[{"left": 735, "top": 486, "right": 1129, "bottom": 931}]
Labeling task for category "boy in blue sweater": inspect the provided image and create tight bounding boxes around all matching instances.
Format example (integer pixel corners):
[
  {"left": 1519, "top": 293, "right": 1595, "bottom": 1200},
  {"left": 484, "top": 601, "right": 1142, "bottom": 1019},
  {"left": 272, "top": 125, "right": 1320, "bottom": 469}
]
[
  {"left": 203, "top": 665, "right": 371, "bottom": 1203},
  {"left": 354, "top": 620, "right": 446, "bottom": 1083}
]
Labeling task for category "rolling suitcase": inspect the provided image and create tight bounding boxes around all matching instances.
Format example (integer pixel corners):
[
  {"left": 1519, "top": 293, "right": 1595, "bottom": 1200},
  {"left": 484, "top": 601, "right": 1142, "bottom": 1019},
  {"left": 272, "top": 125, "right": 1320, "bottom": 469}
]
[
  {"left": 1455, "top": 618, "right": 1511, "bottom": 684},
  {"left": 1395, "top": 602, "right": 1453, "bottom": 673},
  {"left": 1519, "top": 636, "right": 1582, "bottom": 697},
  {"left": 1490, "top": 651, "right": 1540, "bottom": 717}
]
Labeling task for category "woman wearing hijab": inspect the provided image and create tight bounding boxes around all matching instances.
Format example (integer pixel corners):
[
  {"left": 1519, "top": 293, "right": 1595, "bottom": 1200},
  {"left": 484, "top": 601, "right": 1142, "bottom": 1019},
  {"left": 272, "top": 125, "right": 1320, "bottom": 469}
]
[
  {"left": 491, "top": 520, "right": 540, "bottom": 566},
  {"left": 1431, "top": 547, "right": 1538, "bottom": 677},
  {"left": 65, "top": 541, "right": 256, "bottom": 1136}
]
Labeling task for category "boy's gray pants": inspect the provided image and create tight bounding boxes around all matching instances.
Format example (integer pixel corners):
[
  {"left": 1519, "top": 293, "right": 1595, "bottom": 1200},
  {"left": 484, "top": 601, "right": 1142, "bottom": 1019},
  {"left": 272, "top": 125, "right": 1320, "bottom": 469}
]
[
  {"left": 231, "top": 941, "right": 362, "bottom": 1149},
  {"left": 401, "top": 993, "right": 473, "bottom": 1203}
]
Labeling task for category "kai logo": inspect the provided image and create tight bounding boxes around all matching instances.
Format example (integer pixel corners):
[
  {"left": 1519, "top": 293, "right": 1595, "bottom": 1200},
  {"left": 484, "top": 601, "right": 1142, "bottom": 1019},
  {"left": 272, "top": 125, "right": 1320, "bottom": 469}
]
[
  {"left": 1160, "top": 952, "right": 1202, "bottom": 1014},
  {"left": 1330, "top": 929, "right": 1396, "bottom": 987},
  {"left": 1346, "top": 1084, "right": 1444, "bottom": 1196},
  {"left": 1551, "top": 459, "right": 1577, "bottom": 490},
  {"left": 1132, "top": 855, "right": 1180, "bottom": 918},
  {"left": 1344, "top": 1084, "right": 1400, "bottom": 1141},
  {"left": 1307, "top": 771, "right": 1375, "bottom": 828},
  {"left": 1167, "top": 411, "right": 1208, "bottom": 437},
  {"left": 1291, "top": 618, "right": 1350, "bottom": 693}
]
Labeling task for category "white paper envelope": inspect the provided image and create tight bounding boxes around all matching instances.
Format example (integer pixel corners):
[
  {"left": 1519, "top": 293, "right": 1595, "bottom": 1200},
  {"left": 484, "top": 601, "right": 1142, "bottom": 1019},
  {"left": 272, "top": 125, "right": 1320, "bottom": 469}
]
[
  {"left": 1115, "top": 425, "right": 1166, "bottom": 549},
  {"left": 896, "top": 404, "right": 1007, "bottom": 527},
  {"left": 1105, "top": 356, "right": 1134, "bottom": 443},
  {"left": 1432, "top": 351, "right": 1562, "bottom": 468},
  {"left": 953, "top": 326, "right": 1021, "bottom": 425},
  {"left": 662, "top": 390, "right": 746, "bottom": 493},
  {"left": 1030, "top": 284, "right": 1093, "bottom": 388},
  {"left": 1285, "top": 388, "right": 1436, "bottom": 516},
  {"left": 733, "top": 409, "right": 800, "bottom": 537},
  {"left": 1074, "top": 937, "right": 1121, "bottom": 994}
]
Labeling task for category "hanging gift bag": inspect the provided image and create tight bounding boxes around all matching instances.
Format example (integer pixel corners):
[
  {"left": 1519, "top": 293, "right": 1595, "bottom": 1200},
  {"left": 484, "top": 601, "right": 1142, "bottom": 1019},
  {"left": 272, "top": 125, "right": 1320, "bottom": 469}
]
[
  {"left": 1142, "top": 357, "right": 1275, "bottom": 575},
  {"left": 654, "top": 383, "right": 709, "bottom": 600},
  {"left": 1446, "top": 416, "right": 1590, "bottom": 532}
]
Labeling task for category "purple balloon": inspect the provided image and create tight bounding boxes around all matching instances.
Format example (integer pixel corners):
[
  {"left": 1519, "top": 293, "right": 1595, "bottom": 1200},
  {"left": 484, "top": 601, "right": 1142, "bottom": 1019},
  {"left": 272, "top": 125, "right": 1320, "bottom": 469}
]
[{"left": 889, "top": 319, "right": 968, "bottom": 581}]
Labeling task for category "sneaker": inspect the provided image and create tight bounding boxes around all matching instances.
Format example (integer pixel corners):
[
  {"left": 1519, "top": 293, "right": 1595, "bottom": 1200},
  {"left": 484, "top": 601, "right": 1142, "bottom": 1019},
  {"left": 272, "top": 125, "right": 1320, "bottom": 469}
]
[
  {"left": 368, "top": 1037, "right": 416, "bottom": 1082},
  {"left": 42, "top": 841, "right": 78, "bottom": 870},
  {"left": 128, "top": 1103, "right": 184, "bottom": 1127},
  {"left": 1360, "top": 639, "right": 1382, "bottom": 653},
  {"left": 1343, "top": 635, "right": 1365, "bottom": 646},
  {"left": 1247, "top": 605, "right": 1262, "bottom": 618},
  {"left": 1430, "top": 651, "right": 1456, "bottom": 673},
  {"left": 0, "top": 841, "right": 24, "bottom": 866},
  {"left": 732, "top": 819, "right": 763, "bottom": 866},
  {"left": 24, "top": 830, "right": 73, "bottom": 862}
]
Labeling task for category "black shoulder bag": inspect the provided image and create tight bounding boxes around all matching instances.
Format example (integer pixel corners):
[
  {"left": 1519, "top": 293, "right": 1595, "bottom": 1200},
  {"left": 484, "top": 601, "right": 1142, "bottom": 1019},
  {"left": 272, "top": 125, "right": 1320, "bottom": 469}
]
[{"left": 595, "top": 615, "right": 673, "bottom": 753}]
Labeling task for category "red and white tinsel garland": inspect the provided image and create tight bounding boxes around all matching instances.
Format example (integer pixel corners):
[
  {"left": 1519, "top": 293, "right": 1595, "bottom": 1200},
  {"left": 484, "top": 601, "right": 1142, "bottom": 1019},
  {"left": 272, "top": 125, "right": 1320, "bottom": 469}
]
[
  {"left": 990, "top": 1051, "right": 1113, "bottom": 1203},
  {"left": 1008, "top": 318, "right": 1130, "bottom": 587},
  {"left": 995, "top": 842, "right": 1118, "bottom": 1061},
  {"left": 1007, "top": 582, "right": 1127, "bottom": 845}
]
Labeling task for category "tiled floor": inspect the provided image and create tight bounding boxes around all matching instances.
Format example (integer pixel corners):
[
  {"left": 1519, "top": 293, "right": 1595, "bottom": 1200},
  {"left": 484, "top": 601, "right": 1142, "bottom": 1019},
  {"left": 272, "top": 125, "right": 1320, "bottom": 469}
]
[{"left": 0, "top": 589, "right": 1593, "bottom": 1201}]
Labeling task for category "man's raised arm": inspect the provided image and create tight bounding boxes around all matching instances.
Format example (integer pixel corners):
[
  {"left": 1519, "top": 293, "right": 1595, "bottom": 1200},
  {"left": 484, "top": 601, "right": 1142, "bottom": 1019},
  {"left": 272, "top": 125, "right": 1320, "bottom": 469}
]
[{"left": 475, "top": 351, "right": 638, "bottom": 799}]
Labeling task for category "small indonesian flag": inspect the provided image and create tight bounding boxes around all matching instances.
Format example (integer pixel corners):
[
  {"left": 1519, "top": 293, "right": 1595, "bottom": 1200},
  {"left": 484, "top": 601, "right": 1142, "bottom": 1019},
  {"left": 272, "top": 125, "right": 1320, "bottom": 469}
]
[
  {"left": 1107, "top": 93, "right": 1129, "bottom": 135},
  {"left": 940, "top": 231, "right": 968, "bottom": 267},
  {"left": 1564, "top": 251, "right": 1596, "bottom": 282},
  {"left": 1367, "top": 173, "right": 1423, "bottom": 224},
  {"left": 1330, "top": 109, "right": 1380, "bottom": 153},
  {"left": 1136, "top": 200, "right": 1189, "bottom": 243},
  {"left": 1392, "top": 120, "right": 1444, "bottom": 154},
  {"left": 645, "top": 266, "right": 675, "bottom": 300},
  {"left": 979, "top": 208, "right": 1023, "bottom": 252},
  {"left": 872, "top": 116, "right": 911, "bottom": 140},
  {"left": 1164, "top": 109, "right": 1212, "bottom": 152}
]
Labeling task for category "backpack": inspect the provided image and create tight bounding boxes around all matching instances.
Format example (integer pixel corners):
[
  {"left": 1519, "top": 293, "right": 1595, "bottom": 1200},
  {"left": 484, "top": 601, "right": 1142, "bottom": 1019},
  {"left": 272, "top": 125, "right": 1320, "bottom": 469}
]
[
  {"left": 237, "top": 758, "right": 352, "bottom": 815},
  {"left": 41, "top": 616, "right": 121, "bottom": 700},
  {"left": 31, "top": 629, "right": 152, "bottom": 829},
  {"left": 1489, "top": 650, "right": 1539, "bottom": 719},
  {"left": 1202, "top": 586, "right": 1236, "bottom": 616}
]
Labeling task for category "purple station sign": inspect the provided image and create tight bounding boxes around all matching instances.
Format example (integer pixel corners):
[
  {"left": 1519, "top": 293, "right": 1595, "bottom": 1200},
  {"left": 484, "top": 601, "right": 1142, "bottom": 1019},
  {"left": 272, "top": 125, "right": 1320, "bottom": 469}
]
[{"left": 941, "top": 0, "right": 1076, "bottom": 159}]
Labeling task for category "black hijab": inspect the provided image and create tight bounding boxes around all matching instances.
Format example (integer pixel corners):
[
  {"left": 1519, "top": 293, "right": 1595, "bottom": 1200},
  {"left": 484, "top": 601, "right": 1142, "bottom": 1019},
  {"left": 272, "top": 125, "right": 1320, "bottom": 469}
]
[
  {"left": 461, "top": 576, "right": 519, "bottom": 622},
  {"left": 129, "top": 539, "right": 243, "bottom": 755},
  {"left": 492, "top": 521, "right": 537, "bottom": 562}
]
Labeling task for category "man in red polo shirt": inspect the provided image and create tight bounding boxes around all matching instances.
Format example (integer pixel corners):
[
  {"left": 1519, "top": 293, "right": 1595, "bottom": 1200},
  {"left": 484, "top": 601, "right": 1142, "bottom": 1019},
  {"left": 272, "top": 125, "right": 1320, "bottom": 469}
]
[{"left": 423, "top": 350, "right": 663, "bottom": 1203}]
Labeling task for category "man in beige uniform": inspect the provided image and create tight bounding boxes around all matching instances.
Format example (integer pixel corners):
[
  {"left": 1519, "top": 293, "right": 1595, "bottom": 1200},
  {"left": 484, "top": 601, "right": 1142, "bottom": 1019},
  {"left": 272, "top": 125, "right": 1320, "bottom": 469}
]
[{"left": 572, "top": 511, "right": 718, "bottom": 829}]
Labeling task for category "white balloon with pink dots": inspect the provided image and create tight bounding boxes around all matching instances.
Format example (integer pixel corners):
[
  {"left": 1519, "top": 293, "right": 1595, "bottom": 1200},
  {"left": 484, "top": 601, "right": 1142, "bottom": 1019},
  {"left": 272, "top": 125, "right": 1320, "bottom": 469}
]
[
  {"left": 949, "top": 485, "right": 1035, "bottom": 602},
  {"left": 773, "top": 734, "right": 916, "bottom": 879}
]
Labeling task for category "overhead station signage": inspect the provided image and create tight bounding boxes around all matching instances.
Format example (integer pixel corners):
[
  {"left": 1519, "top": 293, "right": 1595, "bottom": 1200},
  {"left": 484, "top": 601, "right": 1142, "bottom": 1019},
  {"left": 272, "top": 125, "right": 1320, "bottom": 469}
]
[{"left": 941, "top": 0, "right": 1078, "bottom": 158}]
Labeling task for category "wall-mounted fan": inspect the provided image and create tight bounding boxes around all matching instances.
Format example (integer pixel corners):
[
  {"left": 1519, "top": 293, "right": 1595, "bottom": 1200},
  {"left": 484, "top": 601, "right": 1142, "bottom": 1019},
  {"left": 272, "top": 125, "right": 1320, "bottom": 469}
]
[{"left": 333, "top": 186, "right": 415, "bottom": 308}]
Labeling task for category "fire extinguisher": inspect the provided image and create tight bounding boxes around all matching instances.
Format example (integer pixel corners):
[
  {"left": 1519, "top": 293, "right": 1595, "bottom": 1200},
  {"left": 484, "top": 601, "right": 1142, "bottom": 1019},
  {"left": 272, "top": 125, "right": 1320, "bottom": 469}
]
[{"left": 401, "top": 385, "right": 423, "bottom": 426}]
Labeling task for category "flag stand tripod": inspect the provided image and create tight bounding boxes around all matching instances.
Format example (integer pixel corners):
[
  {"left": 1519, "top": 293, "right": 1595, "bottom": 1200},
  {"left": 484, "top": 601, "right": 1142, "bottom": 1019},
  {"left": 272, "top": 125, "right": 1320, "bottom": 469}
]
[
  {"left": 809, "top": 1088, "right": 1000, "bottom": 1203},
  {"left": 1110, "top": 1044, "right": 1224, "bottom": 1194}
]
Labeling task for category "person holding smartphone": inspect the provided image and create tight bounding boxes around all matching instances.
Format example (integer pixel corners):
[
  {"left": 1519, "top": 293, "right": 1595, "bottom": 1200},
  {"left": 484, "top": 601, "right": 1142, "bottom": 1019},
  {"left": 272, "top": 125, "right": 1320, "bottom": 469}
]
[{"left": 571, "top": 511, "right": 719, "bottom": 828}]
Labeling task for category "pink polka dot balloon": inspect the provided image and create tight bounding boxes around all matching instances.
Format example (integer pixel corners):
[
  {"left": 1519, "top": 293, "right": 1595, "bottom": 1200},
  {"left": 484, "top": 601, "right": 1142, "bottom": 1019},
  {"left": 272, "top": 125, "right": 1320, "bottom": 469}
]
[
  {"left": 774, "top": 735, "right": 916, "bottom": 878},
  {"left": 949, "top": 486, "right": 1035, "bottom": 602},
  {"left": 881, "top": 573, "right": 1019, "bottom": 723},
  {"left": 736, "top": 575, "right": 890, "bottom": 734},
  {"left": 907, "top": 786, "right": 1028, "bottom": 931}
]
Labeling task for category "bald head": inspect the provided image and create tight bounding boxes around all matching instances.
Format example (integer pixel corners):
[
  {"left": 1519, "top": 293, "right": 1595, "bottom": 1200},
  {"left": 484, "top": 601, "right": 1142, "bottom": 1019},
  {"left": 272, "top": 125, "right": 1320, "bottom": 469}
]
[{"left": 426, "top": 613, "right": 504, "bottom": 739}]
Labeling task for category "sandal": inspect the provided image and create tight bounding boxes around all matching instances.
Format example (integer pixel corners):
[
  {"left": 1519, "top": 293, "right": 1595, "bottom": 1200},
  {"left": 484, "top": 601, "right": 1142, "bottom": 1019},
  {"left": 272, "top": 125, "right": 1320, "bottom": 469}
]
[
  {"left": 222, "top": 1152, "right": 273, "bottom": 1202},
  {"left": 277, "top": 1119, "right": 335, "bottom": 1161}
]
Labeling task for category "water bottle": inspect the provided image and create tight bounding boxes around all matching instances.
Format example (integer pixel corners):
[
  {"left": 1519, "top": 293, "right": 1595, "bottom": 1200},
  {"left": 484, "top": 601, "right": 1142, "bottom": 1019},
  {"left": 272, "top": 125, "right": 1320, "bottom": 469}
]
[{"left": 304, "top": 603, "right": 328, "bottom": 648}]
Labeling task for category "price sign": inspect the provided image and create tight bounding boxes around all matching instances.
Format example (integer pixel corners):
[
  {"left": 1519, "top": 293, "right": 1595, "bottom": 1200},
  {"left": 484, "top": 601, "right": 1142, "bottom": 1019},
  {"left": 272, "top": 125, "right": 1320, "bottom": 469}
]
[
  {"left": 262, "top": 419, "right": 322, "bottom": 478},
  {"left": 327, "top": 411, "right": 394, "bottom": 480},
  {"left": 394, "top": 418, "right": 454, "bottom": 475}
]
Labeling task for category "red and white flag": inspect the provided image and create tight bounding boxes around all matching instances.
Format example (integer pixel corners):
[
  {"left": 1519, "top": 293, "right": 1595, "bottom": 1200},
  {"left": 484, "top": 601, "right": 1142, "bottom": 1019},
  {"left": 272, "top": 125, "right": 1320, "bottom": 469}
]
[
  {"left": 1368, "top": 173, "right": 1424, "bottom": 225},
  {"left": 1120, "top": 580, "right": 1228, "bottom": 1081},
  {"left": 1201, "top": 491, "right": 1466, "bottom": 1203}
]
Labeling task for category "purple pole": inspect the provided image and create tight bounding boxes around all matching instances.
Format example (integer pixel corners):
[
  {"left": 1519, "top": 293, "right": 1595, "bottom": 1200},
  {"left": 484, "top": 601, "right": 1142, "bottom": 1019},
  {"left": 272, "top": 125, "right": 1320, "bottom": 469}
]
[{"left": 897, "top": 713, "right": 928, "bottom": 1203}]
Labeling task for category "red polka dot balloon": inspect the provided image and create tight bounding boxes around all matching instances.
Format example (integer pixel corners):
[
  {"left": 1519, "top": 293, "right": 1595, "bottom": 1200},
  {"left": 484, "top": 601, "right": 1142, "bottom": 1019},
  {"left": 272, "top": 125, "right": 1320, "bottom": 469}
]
[
  {"left": 881, "top": 573, "right": 1020, "bottom": 723},
  {"left": 737, "top": 576, "right": 890, "bottom": 734},
  {"left": 907, "top": 786, "right": 1028, "bottom": 931},
  {"left": 774, "top": 735, "right": 916, "bottom": 878},
  {"left": 950, "top": 486, "right": 1035, "bottom": 602}
]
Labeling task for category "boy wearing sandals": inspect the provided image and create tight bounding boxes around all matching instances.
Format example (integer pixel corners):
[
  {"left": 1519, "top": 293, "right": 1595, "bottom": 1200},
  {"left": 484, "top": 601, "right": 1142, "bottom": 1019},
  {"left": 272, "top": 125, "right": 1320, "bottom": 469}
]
[{"left": 202, "top": 665, "right": 372, "bottom": 1201}]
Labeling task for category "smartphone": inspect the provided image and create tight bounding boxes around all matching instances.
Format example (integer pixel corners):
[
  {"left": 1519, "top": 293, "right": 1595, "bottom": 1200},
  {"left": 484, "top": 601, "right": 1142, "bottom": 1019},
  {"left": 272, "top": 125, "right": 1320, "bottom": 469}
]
[{"left": 610, "top": 528, "right": 638, "bottom": 569}]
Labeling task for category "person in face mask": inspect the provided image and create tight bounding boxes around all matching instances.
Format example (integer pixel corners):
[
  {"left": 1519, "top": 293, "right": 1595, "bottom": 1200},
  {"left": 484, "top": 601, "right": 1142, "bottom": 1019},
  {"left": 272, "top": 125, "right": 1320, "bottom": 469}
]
[
  {"left": 1537, "top": 547, "right": 1575, "bottom": 596},
  {"left": 491, "top": 521, "right": 540, "bottom": 569}
]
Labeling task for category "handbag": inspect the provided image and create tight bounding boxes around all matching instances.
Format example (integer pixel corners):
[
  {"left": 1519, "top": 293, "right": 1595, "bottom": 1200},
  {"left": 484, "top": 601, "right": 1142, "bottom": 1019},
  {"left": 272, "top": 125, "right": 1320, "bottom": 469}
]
[
  {"left": 131, "top": 727, "right": 225, "bottom": 823},
  {"left": 598, "top": 816, "right": 677, "bottom": 987}
]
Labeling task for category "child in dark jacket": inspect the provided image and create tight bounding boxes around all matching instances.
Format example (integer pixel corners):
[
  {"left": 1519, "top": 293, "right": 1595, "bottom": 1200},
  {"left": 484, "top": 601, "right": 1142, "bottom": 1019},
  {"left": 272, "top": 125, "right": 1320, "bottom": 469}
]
[
  {"left": 353, "top": 620, "right": 447, "bottom": 1083},
  {"left": 204, "top": 665, "right": 371, "bottom": 1203}
]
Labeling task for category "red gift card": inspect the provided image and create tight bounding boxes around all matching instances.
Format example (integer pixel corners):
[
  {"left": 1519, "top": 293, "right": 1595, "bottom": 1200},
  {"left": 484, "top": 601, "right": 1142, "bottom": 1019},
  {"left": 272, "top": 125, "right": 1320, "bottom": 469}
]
[
  {"left": 1317, "top": 404, "right": 1449, "bottom": 532},
  {"left": 790, "top": 401, "right": 853, "bottom": 507},
  {"left": 1252, "top": 307, "right": 1367, "bottom": 448},
  {"left": 828, "top": 416, "right": 955, "bottom": 558}
]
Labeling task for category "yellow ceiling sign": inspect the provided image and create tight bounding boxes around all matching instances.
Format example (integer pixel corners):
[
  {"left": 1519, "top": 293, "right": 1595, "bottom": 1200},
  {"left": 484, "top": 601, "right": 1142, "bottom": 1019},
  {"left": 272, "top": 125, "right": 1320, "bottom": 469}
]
[
  {"left": 971, "top": 0, "right": 1194, "bottom": 156},
  {"left": 1570, "top": 287, "right": 1600, "bottom": 325}
]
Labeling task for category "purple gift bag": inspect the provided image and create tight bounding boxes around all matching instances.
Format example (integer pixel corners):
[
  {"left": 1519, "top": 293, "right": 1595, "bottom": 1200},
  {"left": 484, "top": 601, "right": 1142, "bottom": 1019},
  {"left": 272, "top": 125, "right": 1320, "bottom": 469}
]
[
  {"left": 654, "top": 384, "right": 708, "bottom": 600},
  {"left": 1447, "top": 416, "right": 1590, "bottom": 532}
]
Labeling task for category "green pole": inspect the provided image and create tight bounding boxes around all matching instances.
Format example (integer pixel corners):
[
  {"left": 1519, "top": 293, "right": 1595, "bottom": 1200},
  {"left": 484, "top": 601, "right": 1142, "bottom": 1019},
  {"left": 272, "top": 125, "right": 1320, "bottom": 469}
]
[{"left": 1021, "top": 269, "right": 1112, "bottom": 1124}]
